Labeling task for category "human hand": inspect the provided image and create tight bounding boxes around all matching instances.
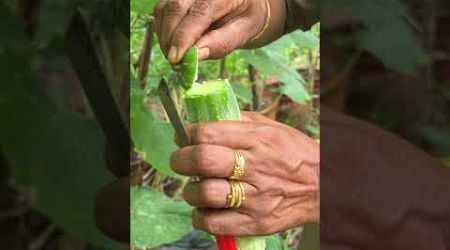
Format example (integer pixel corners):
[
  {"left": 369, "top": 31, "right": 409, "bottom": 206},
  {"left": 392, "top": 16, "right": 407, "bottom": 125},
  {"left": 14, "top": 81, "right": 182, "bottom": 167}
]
[
  {"left": 170, "top": 111, "right": 320, "bottom": 236},
  {"left": 154, "top": 0, "right": 286, "bottom": 64}
]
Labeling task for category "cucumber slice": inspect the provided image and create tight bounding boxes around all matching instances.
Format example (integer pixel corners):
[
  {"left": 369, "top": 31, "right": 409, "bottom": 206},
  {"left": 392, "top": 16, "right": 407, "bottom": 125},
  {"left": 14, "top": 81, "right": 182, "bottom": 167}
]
[
  {"left": 184, "top": 79, "right": 241, "bottom": 123},
  {"left": 177, "top": 47, "right": 199, "bottom": 90}
]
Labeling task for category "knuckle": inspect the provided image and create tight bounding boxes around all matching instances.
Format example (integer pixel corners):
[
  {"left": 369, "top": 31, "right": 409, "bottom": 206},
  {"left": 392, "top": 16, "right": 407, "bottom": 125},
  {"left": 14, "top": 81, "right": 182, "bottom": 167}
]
[
  {"left": 210, "top": 30, "right": 232, "bottom": 54},
  {"left": 195, "top": 123, "right": 216, "bottom": 143},
  {"left": 166, "top": 0, "right": 184, "bottom": 15},
  {"left": 255, "top": 125, "right": 277, "bottom": 142},
  {"left": 189, "top": 0, "right": 213, "bottom": 17},
  {"left": 195, "top": 145, "right": 215, "bottom": 175},
  {"left": 203, "top": 215, "right": 221, "bottom": 234},
  {"left": 256, "top": 125, "right": 288, "bottom": 147},
  {"left": 172, "top": 29, "right": 189, "bottom": 46},
  {"left": 199, "top": 180, "right": 218, "bottom": 203},
  {"left": 155, "top": 0, "right": 166, "bottom": 12}
]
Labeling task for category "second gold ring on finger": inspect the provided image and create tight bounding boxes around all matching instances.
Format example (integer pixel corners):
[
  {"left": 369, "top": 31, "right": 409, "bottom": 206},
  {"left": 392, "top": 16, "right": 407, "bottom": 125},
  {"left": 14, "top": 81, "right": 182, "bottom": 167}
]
[{"left": 226, "top": 181, "right": 245, "bottom": 208}]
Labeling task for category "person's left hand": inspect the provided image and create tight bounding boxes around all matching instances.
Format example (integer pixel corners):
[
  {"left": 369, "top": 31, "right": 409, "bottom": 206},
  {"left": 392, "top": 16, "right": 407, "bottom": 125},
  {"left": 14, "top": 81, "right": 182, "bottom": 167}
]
[{"left": 170, "top": 111, "right": 320, "bottom": 236}]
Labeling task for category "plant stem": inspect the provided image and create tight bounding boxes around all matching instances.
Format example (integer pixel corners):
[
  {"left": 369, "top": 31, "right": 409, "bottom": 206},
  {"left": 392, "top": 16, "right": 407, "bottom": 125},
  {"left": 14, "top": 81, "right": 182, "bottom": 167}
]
[
  {"left": 219, "top": 56, "right": 227, "bottom": 78},
  {"left": 137, "top": 17, "right": 154, "bottom": 89},
  {"left": 248, "top": 64, "right": 261, "bottom": 111}
]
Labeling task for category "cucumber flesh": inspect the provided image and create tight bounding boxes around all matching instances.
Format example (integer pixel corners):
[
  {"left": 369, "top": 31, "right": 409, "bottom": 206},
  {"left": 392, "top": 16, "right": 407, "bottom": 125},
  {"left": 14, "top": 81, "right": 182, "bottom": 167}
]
[
  {"left": 177, "top": 47, "right": 199, "bottom": 90},
  {"left": 184, "top": 79, "right": 241, "bottom": 123}
]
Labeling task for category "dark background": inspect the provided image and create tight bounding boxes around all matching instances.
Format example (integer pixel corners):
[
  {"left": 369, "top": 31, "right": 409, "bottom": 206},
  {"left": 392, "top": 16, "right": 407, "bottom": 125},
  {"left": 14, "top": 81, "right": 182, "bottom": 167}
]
[
  {"left": 321, "top": 0, "right": 450, "bottom": 249},
  {"left": 0, "top": 0, "right": 129, "bottom": 248}
]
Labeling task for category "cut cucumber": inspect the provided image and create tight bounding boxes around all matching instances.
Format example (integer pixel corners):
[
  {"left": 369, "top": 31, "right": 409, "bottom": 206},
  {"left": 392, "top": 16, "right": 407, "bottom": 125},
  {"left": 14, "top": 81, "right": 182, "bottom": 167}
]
[
  {"left": 177, "top": 47, "right": 199, "bottom": 90},
  {"left": 184, "top": 79, "right": 241, "bottom": 123}
]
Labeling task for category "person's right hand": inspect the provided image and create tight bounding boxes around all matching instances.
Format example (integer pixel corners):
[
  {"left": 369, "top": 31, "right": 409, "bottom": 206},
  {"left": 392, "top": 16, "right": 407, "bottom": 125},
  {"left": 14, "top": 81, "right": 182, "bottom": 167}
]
[{"left": 154, "top": 0, "right": 283, "bottom": 64}]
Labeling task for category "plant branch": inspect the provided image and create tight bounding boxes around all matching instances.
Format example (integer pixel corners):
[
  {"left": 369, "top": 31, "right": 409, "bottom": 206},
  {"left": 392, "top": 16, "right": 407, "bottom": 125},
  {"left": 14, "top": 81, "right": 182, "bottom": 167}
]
[
  {"left": 219, "top": 56, "right": 227, "bottom": 78},
  {"left": 248, "top": 64, "right": 261, "bottom": 111},
  {"left": 137, "top": 17, "right": 154, "bottom": 89}
]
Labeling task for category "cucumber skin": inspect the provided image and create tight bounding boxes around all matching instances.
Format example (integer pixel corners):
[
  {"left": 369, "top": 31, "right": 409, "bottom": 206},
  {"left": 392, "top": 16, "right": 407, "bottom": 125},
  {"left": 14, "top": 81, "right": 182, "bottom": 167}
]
[
  {"left": 184, "top": 80, "right": 241, "bottom": 123},
  {"left": 184, "top": 80, "right": 267, "bottom": 250}
]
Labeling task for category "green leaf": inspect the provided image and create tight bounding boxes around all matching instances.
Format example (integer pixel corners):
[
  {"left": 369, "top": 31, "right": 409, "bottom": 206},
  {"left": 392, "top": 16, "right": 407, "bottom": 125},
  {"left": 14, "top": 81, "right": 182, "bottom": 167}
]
[
  {"left": 419, "top": 126, "right": 450, "bottom": 148},
  {"left": 240, "top": 49, "right": 310, "bottom": 103},
  {"left": 290, "top": 29, "right": 320, "bottom": 50},
  {"left": 231, "top": 81, "right": 252, "bottom": 105},
  {"left": 265, "top": 235, "right": 284, "bottom": 250},
  {"left": 131, "top": 186, "right": 193, "bottom": 248},
  {"left": 306, "top": 125, "right": 320, "bottom": 136},
  {"left": 0, "top": 4, "right": 121, "bottom": 248},
  {"left": 130, "top": 76, "right": 181, "bottom": 178},
  {"left": 131, "top": 0, "right": 159, "bottom": 15}
]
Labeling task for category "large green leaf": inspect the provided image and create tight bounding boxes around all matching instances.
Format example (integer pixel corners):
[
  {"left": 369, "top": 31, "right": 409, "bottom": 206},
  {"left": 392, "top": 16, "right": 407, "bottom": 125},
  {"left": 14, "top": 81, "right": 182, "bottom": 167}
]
[
  {"left": 131, "top": 186, "right": 193, "bottom": 248},
  {"left": 240, "top": 48, "right": 310, "bottom": 103},
  {"left": 0, "top": 4, "right": 121, "bottom": 247},
  {"left": 130, "top": 76, "right": 181, "bottom": 178},
  {"left": 231, "top": 81, "right": 252, "bottom": 105},
  {"left": 290, "top": 29, "right": 320, "bottom": 50}
]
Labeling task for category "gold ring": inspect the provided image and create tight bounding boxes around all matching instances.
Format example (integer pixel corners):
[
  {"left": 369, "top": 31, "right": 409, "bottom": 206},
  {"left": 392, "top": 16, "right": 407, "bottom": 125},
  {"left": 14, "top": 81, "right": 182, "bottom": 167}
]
[
  {"left": 229, "top": 150, "right": 245, "bottom": 180},
  {"left": 225, "top": 181, "right": 245, "bottom": 208}
]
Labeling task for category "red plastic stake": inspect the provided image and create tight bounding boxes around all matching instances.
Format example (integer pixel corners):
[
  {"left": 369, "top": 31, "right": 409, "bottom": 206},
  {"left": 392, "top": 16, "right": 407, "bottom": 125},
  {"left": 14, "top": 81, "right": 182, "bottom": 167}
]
[{"left": 215, "top": 235, "right": 238, "bottom": 250}]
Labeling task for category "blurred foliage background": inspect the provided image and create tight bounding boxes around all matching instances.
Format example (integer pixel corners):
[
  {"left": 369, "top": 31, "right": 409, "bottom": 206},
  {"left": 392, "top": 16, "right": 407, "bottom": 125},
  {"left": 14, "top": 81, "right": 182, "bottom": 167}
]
[
  {"left": 129, "top": 0, "right": 320, "bottom": 249},
  {"left": 0, "top": 0, "right": 448, "bottom": 249}
]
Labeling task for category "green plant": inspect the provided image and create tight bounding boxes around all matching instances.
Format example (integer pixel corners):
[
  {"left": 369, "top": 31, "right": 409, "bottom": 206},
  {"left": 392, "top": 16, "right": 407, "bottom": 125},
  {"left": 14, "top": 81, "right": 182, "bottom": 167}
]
[{"left": 129, "top": 1, "right": 319, "bottom": 249}]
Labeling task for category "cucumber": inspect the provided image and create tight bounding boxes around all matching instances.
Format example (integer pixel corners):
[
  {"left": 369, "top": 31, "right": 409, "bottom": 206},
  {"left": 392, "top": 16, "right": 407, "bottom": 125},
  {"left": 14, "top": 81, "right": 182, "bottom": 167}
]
[
  {"left": 183, "top": 79, "right": 267, "bottom": 250},
  {"left": 177, "top": 47, "right": 199, "bottom": 90},
  {"left": 180, "top": 48, "right": 267, "bottom": 250},
  {"left": 184, "top": 79, "right": 241, "bottom": 123}
]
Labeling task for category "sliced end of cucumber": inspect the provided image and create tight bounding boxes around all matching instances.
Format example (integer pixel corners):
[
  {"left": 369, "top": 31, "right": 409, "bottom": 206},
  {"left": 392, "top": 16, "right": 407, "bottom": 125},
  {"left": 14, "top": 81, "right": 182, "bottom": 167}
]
[
  {"left": 183, "top": 79, "right": 241, "bottom": 123},
  {"left": 184, "top": 79, "right": 229, "bottom": 97},
  {"left": 178, "top": 47, "right": 199, "bottom": 90}
]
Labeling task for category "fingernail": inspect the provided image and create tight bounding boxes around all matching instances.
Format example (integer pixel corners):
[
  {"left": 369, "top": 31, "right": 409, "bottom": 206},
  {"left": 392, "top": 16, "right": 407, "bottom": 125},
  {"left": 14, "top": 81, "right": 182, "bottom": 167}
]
[
  {"left": 168, "top": 46, "right": 178, "bottom": 63},
  {"left": 198, "top": 47, "right": 210, "bottom": 60}
]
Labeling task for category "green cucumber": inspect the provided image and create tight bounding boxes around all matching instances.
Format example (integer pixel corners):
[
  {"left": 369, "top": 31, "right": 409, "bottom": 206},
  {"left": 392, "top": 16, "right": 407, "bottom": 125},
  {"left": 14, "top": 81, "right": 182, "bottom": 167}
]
[
  {"left": 183, "top": 79, "right": 267, "bottom": 250},
  {"left": 177, "top": 47, "right": 199, "bottom": 90},
  {"left": 184, "top": 79, "right": 241, "bottom": 123}
]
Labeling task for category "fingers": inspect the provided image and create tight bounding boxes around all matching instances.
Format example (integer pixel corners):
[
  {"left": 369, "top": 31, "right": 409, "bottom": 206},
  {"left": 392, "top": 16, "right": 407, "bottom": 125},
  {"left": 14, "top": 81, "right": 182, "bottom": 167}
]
[
  {"left": 186, "top": 121, "right": 257, "bottom": 149},
  {"left": 183, "top": 179, "right": 256, "bottom": 209},
  {"left": 195, "top": 18, "right": 256, "bottom": 60},
  {"left": 192, "top": 208, "right": 266, "bottom": 236},
  {"left": 171, "top": 144, "right": 239, "bottom": 178},
  {"left": 167, "top": 0, "right": 215, "bottom": 63},
  {"left": 168, "top": 0, "right": 238, "bottom": 64},
  {"left": 241, "top": 111, "right": 307, "bottom": 135},
  {"left": 240, "top": 111, "right": 279, "bottom": 125},
  {"left": 160, "top": 0, "right": 195, "bottom": 54}
]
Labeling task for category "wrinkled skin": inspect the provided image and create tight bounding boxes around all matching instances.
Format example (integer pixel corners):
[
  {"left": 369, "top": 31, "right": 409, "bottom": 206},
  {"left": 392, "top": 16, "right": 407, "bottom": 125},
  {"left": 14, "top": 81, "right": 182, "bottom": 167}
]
[
  {"left": 170, "top": 112, "right": 320, "bottom": 236},
  {"left": 153, "top": 0, "right": 286, "bottom": 63}
]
